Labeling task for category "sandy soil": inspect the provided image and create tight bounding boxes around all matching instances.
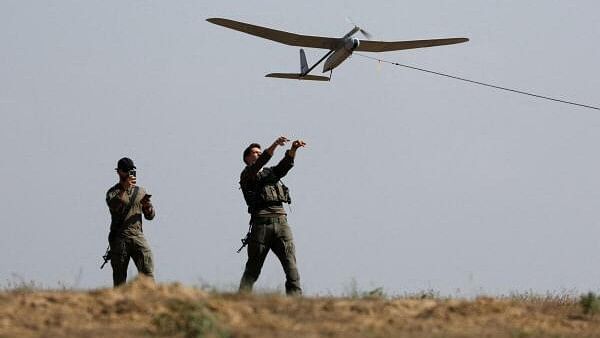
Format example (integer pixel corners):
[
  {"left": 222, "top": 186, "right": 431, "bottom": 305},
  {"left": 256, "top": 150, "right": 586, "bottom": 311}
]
[{"left": 1, "top": 277, "right": 599, "bottom": 338}]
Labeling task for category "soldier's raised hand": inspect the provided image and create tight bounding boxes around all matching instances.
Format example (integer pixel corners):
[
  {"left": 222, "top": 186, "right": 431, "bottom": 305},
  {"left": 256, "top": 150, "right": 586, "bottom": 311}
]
[
  {"left": 292, "top": 140, "right": 306, "bottom": 149},
  {"left": 273, "top": 136, "right": 290, "bottom": 146},
  {"left": 264, "top": 136, "right": 290, "bottom": 157},
  {"left": 287, "top": 140, "right": 306, "bottom": 158}
]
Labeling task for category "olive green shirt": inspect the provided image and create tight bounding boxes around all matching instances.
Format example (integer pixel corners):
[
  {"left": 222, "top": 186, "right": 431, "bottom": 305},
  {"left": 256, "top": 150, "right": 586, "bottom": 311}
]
[{"left": 106, "top": 183, "right": 155, "bottom": 237}]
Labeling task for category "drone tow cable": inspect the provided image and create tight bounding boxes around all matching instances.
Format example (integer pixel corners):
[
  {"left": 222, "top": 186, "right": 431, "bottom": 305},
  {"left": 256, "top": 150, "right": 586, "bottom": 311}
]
[{"left": 354, "top": 53, "right": 600, "bottom": 111}]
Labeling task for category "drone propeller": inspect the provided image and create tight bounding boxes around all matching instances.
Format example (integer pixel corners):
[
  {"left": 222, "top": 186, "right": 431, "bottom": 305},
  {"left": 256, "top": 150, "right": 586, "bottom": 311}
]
[
  {"left": 357, "top": 27, "right": 373, "bottom": 40},
  {"left": 345, "top": 17, "right": 373, "bottom": 40}
]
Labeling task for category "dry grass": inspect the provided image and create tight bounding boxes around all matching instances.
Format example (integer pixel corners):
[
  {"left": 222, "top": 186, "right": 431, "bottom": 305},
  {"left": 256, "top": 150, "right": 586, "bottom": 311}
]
[{"left": 2, "top": 277, "right": 600, "bottom": 338}]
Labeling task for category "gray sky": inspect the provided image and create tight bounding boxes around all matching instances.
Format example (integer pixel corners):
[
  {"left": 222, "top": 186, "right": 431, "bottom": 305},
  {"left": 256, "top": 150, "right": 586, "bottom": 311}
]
[{"left": 1, "top": 0, "right": 600, "bottom": 296}]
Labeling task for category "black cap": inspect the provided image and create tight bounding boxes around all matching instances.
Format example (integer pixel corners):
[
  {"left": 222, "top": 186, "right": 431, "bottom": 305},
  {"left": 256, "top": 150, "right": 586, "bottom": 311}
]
[{"left": 116, "top": 157, "right": 136, "bottom": 171}]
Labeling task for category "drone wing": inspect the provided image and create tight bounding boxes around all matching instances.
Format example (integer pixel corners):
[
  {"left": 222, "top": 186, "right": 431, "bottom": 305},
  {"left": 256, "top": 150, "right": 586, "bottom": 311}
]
[
  {"left": 207, "top": 18, "right": 341, "bottom": 50},
  {"left": 355, "top": 37, "right": 469, "bottom": 52}
]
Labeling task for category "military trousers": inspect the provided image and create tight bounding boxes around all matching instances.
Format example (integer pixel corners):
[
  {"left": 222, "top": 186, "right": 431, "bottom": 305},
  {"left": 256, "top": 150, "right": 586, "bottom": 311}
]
[
  {"left": 239, "top": 215, "right": 302, "bottom": 295},
  {"left": 109, "top": 233, "right": 154, "bottom": 287}
]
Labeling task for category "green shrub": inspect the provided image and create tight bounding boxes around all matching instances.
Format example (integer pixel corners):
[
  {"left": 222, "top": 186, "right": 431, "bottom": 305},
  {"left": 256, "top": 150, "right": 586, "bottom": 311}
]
[
  {"left": 579, "top": 292, "right": 600, "bottom": 316},
  {"left": 152, "top": 299, "right": 229, "bottom": 338}
]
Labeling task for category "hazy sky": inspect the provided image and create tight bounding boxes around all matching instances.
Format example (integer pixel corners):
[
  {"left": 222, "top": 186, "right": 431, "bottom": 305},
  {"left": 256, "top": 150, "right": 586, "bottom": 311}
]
[{"left": 1, "top": 0, "right": 600, "bottom": 296}]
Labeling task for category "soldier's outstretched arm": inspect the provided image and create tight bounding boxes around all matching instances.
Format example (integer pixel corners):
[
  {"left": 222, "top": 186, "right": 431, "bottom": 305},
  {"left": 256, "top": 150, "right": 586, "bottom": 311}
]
[
  {"left": 245, "top": 136, "right": 289, "bottom": 177},
  {"left": 287, "top": 140, "right": 306, "bottom": 159},
  {"left": 273, "top": 140, "right": 306, "bottom": 178},
  {"left": 265, "top": 136, "right": 289, "bottom": 157},
  {"left": 273, "top": 150, "right": 294, "bottom": 178}
]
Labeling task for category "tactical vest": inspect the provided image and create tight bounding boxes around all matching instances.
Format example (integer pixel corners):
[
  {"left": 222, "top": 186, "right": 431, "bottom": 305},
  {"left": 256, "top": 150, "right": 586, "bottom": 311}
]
[{"left": 242, "top": 167, "right": 291, "bottom": 214}]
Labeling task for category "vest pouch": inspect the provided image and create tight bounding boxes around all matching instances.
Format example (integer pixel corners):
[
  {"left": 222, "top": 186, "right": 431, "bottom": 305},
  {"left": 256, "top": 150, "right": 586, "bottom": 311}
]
[
  {"left": 259, "top": 182, "right": 291, "bottom": 204},
  {"left": 278, "top": 182, "right": 291, "bottom": 204},
  {"left": 260, "top": 185, "right": 279, "bottom": 203}
]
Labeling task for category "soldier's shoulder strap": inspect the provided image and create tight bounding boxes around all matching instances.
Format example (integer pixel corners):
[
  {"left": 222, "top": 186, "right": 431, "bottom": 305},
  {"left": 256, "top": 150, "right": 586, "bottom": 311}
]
[
  {"left": 120, "top": 186, "right": 140, "bottom": 221},
  {"left": 128, "top": 186, "right": 140, "bottom": 209}
]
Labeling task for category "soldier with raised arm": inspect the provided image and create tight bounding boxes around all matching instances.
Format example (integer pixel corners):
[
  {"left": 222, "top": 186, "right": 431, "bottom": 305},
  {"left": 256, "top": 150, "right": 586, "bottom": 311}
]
[
  {"left": 239, "top": 136, "right": 306, "bottom": 296},
  {"left": 105, "top": 157, "right": 156, "bottom": 287}
]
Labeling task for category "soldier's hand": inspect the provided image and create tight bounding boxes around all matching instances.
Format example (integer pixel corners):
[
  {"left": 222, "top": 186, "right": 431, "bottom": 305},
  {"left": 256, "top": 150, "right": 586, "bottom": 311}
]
[
  {"left": 127, "top": 175, "right": 137, "bottom": 188},
  {"left": 141, "top": 194, "right": 152, "bottom": 206},
  {"left": 291, "top": 140, "right": 306, "bottom": 150},
  {"left": 273, "top": 136, "right": 290, "bottom": 147}
]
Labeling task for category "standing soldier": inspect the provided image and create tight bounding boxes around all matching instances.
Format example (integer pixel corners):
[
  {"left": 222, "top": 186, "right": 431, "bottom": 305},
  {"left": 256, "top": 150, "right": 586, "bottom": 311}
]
[
  {"left": 239, "top": 136, "right": 306, "bottom": 296},
  {"left": 105, "top": 157, "right": 156, "bottom": 287}
]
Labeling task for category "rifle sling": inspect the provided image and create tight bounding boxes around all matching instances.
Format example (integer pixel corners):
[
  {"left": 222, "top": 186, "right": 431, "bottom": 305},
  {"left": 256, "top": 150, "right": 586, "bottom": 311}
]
[{"left": 109, "top": 186, "right": 140, "bottom": 240}]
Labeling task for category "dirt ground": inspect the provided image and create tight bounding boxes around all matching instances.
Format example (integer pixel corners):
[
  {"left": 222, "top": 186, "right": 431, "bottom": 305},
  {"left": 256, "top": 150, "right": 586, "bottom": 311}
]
[{"left": 1, "top": 277, "right": 599, "bottom": 338}]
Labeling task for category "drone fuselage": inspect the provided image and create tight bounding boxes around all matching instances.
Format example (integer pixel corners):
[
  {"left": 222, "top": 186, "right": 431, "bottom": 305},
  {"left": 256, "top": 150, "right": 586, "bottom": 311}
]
[{"left": 323, "top": 38, "right": 359, "bottom": 72}]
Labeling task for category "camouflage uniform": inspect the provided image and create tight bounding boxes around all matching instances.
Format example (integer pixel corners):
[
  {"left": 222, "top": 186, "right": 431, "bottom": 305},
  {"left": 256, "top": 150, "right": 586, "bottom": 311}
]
[
  {"left": 106, "top": 184, "right": 155, "bottom": 287},
  {"left": 239, "top": 150, "right": 302, "bottom": 295}
]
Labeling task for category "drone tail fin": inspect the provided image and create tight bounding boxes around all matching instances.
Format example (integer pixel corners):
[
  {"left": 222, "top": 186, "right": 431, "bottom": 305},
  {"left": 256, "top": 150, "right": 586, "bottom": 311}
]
[
  {"left": 300, "top": 49, "right": 309, "bottom": 74},
  {"left": 264, "top": 49, "right": 330, "bottom": 81}
]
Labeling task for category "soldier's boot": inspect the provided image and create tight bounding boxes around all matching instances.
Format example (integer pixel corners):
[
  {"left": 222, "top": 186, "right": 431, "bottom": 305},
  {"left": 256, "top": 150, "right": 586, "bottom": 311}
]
[
  {"left": 285, "top": 280, "right": 302, "bottom": 296},
  {"left": 239, "top": 241, "right": 269, "bottom": 293}
]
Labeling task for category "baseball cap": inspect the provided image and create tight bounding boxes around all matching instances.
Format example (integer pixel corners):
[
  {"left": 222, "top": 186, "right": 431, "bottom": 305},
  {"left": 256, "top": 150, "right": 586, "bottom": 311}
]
[{"left": 116, "top": 157, "right": 136, "bottom": 171}]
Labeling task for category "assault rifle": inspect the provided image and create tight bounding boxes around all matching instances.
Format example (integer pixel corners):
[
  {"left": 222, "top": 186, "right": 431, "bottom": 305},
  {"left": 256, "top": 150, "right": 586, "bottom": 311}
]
[
  {"left": 100, "top": 245, "right": 110, "bottom": 269},
  {"left": 236, "top": 231, "right": 250, "bottom": 253}
]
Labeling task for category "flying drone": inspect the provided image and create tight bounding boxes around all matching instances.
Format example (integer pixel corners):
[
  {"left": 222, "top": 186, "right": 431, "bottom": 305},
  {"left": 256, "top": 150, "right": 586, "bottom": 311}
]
[{"left": 207, "top": 18, "right": 469, "bottom": 81}]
